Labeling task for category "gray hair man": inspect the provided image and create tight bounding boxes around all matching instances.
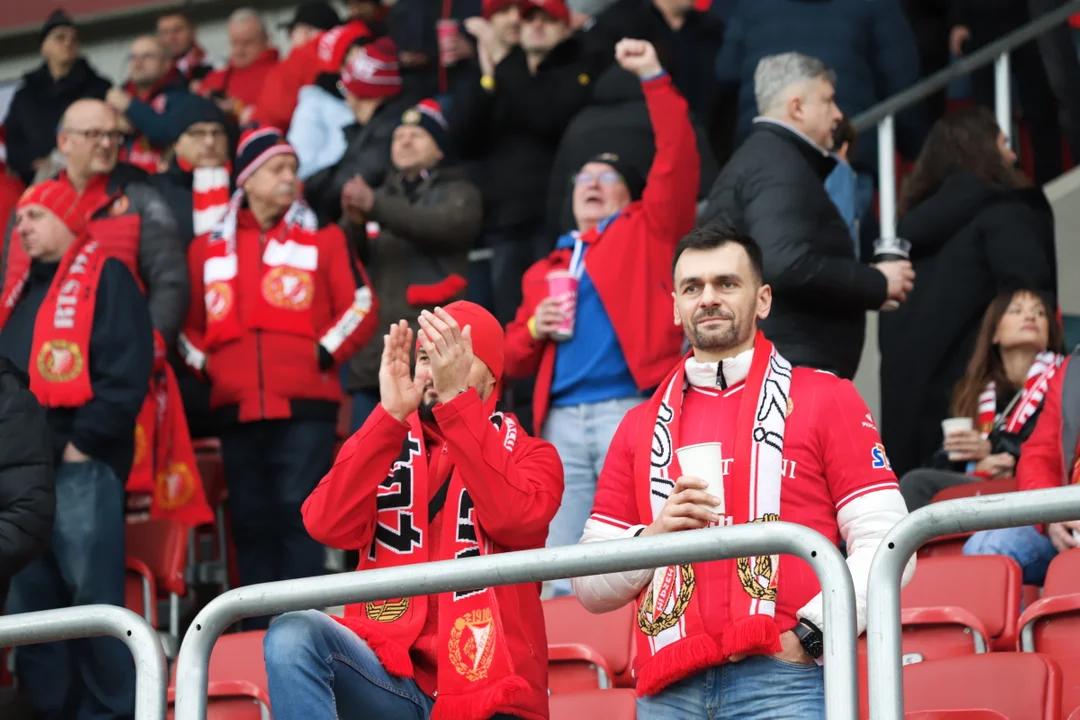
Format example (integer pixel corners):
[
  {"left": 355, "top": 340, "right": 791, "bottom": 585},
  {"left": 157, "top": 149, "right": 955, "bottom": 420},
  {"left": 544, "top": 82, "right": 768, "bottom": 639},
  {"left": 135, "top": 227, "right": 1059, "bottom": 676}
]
[{"left": 699, "top": 51, "right": 914, "bottom": 380}]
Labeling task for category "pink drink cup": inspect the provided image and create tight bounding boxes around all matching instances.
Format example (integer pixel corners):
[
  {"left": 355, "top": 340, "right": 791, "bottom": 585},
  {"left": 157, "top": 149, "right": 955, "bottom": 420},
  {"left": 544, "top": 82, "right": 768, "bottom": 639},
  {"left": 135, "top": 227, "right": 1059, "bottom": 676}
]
[
  {"left": 545, "top": 270, "right": 578, "bottom": 342},
  {"left": 436, "top": 20, "right": 459, "bottom": 66}
]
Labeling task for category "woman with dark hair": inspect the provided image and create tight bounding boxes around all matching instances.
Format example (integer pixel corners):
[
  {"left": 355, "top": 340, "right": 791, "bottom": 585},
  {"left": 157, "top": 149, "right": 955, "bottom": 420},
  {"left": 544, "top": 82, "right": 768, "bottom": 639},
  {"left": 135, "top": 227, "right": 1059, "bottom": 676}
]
[
  {"left": 899, "top": 289, "right": 1065, "bottom": 510},
  {"left": 879, "top": 108, "right": 1057, "bottom": 478}
]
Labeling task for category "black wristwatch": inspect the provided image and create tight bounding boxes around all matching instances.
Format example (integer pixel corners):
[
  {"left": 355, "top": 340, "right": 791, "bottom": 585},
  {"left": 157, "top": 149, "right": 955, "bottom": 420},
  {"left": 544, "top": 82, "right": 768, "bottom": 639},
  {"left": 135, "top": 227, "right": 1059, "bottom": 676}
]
[{"left": 792, "top": 618, "right": 824, "bottom": 659}]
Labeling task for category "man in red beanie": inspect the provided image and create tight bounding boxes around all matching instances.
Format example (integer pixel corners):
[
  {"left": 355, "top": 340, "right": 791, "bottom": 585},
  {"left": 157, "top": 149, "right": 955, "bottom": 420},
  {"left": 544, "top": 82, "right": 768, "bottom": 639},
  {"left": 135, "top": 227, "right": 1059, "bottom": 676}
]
[
  {"left": 0, "top": 180, "right": 153, "bottom": 719},
  {"left": 265, "top": 301, "right": 564, "bottom": 720}
]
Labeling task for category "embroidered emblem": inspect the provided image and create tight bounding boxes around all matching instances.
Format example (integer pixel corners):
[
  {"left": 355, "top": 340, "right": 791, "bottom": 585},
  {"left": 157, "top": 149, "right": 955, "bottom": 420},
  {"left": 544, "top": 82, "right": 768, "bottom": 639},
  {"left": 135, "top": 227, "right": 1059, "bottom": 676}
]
[
  {"left": 262, "top": 267, "right": 314, "bottom": 311},
  {"left": 637, "top": 564, "right": 695, "bottom": 637},
  {"left": 37, "top": 340, "right": 84, "bottom": 383},
  {"left": 449, "top": 608, "right": 497, "bottom": 681},
  {"left": 871, "top": 443, "right": 891, "bottom": 470},
  {"left": 205, "top": 282, "right": 233, "bottom": 321},
  {"left": 364, "top": 598, "right": 410, "bottom": 622},
  {"left": 402, "top": 108, "right": 422, "bottom": 125},
  {"left": 155, "top": 462, "right": 196, "bottom": 510},
  {"left": 578, "top": 73, "right": 590, "bottom": 85},
  {"left": 109, "top": 195, "right": 130, "bottom": 216},
  {"left": 736, "top": 514, "right": 781, "bottom": 601}
]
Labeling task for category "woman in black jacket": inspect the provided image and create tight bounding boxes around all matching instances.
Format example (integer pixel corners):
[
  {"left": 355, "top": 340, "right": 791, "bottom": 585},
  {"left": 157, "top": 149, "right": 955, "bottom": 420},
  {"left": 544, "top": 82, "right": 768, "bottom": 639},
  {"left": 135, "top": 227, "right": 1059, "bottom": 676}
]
[
  {"left": 899, "top": 289, "right": 1065, "bottom": 510},
  {"left": 879, "top": 107, "right": 1057, "bottom": 477}
]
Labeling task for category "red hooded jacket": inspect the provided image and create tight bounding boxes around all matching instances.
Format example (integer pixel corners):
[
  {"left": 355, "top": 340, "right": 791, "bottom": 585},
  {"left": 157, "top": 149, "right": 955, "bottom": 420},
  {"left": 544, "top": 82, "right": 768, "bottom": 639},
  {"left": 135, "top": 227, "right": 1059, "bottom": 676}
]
[
  {"left": 1018, "top": 356, "right": 1080, "bottom": 502},
  {"left": 504, "top": 74, "right": 700, "bottom": 431},
  {"left": 200, "top": 48, "right": 280, "bottom": 117},
  {"left": 251, "top": 40, "right": 322, "bottom": 132},
  {"left": 302, "top": 394, "right": 564, "bottom": 718}
]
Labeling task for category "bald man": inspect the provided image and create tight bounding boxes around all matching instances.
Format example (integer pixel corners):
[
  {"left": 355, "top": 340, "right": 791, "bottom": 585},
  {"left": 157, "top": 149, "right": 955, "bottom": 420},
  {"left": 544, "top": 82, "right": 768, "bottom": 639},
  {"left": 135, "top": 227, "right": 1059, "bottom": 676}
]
[
  {"left": 2, "top": 99, "right": 188, "bottom": 359},
  {"left": 106, "top": 35, "right": 194, "bottom": 173},
  {"left": 200, "top": 8, "right": 280, "bottom": 118}
]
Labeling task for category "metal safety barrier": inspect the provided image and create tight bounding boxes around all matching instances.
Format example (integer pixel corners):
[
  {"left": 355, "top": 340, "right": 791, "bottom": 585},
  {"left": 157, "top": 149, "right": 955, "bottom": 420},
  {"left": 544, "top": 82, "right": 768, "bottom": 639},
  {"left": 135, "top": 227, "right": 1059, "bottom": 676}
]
[
  {"left": 865, "top": 485, "right": 1080, "bottom": 720},
  {"left": 851, "top": 0, "right": 1080, "bottom": 242},
  {"left": 0, "top": 604, "right": 168, "bottom": 720},
  {"left": 174, "top": 522, "right": 858, "bottom": 720}
]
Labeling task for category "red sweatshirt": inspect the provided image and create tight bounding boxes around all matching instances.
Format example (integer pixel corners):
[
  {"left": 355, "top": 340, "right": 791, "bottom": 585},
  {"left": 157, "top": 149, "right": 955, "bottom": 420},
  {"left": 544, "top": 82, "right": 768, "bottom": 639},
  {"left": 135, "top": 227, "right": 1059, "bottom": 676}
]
[
  {"left": 302, "top": 393, "right": 564, "bottom": 709},
  {"left": 200, "top": 48, "right": 280, "bottom": 116},
  {"left": 504, "top": 74, "right": 700, "bottom": 431}
]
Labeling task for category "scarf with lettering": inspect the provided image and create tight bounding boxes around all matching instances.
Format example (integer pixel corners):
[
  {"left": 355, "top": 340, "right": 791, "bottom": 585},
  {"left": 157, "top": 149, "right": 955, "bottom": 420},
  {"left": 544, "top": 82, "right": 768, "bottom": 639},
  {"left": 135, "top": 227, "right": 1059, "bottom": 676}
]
[
  {"left": 632, "top": 332, "right": 790, "bottom": 697},
  {"left": 0, "top": 237, "right": 105, "bottom": 407},
  {"left": 976, "top": 351, "right": 1065, "bottom": 438},
  {"left": 340, "top": 410, "right": 531, "bottom": 720}
]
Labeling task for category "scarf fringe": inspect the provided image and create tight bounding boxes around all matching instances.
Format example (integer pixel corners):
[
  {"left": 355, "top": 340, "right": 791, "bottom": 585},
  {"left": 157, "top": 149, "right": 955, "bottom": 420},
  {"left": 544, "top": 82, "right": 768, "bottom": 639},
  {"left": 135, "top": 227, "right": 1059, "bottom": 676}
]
[
  {"left": 430, "top": 675, "right": 532, "bottom": 720},
  {"left": 719, "top": 614, "right": 782, "bottom": 658},
  {"left": 353, "top": 624, "right": 416, "bottom": 678},
  {"left": 636, "top": 633, "right": 723, "bottom": 698}
]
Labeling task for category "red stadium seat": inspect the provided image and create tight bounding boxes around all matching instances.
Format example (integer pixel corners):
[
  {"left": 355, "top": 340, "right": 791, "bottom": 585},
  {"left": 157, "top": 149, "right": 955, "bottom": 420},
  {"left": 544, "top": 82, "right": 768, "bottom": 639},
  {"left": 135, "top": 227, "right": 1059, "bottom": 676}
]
[
  {"left": 550, "top": 689, "right": 637, "bottom": 720},
  {"left": 919, "top": 480, "right": 1018, "bottom": 558},
  {"left": 904, "top": 654, "right": 1061, "bottom": 720},
  {"left": 168, "top": 630, "right": 269, "bottom": 719},
  {"left": 126, "top": 519, "right": 189, "bottom": 652},
  {"left": 543, "top": 596, "right": 636, "bottom": 692},
  {"left": 1017, "top": 550, "right": 1080, "bottom": 715},
  {"left": 125, "top": 556, "right": 158, "bottom": 627},
  {"left": 194, "top": 438, "right": 230, "bottom": 592}
]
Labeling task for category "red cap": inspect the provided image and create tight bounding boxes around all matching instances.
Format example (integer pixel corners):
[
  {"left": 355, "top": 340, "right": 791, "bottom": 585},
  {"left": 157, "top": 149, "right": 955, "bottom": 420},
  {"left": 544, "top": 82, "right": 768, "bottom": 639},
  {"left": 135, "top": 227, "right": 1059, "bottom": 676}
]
[
  {"left": 17, "top": 180, "right": 85, "bottom": 237},
  {"left": 523, "top": 0, "right": 569, "bottom": 23},
  {"left": 418, "top": 301, "right": 505, "bottom": 381},
  {"left": 316, "top": 20, "right": 372, "bottom": 73},
  {"left": 340, "top": 37, "right": 403, "bottom": 100},
  {"left": 482, "top": 0, "right": 519, "bottom": 18}
]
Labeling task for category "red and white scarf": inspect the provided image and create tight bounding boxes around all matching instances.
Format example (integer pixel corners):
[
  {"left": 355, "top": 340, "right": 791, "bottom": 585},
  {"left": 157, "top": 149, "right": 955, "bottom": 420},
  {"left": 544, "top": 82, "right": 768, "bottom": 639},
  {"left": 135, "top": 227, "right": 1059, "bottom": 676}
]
[
  {"left": 175, "top": 44, "right": 208, "bottom": 80},
  {"left": 342, "top": 411, "right": 532, "bottom": 720},
  {"left": 188, "top": 164, "right": 231, "bottom": 238},
  {"left": 976, "top": 350, "right": 1065, "bottom": 438},
  {"left": 632, "top": 332, "right": 790, "bottom": 696}
]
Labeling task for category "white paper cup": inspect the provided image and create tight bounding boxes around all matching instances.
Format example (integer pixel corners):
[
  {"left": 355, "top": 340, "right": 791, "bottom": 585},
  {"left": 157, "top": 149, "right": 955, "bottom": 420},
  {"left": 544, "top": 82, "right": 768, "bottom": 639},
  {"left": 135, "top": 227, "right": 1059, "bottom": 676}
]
[
  {"left": 675, "top": 442, "right": 724, "bottom": 517},
  {"left": 941, "top": 417, "right": 975, "bottom": 461}
]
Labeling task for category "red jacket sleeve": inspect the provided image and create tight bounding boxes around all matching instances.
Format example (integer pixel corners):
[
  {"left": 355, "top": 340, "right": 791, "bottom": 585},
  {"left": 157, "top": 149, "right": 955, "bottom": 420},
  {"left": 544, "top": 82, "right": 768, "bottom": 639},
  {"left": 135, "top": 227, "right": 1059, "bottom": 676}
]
[
  {"left": 178, "top": 237, "right": 208, "bottom": 375},
  {"left": 302, "top": 403, "right": 410, "bottom": 550},
  {"left": 317, "top": 224, "right": 379, "bottom": 365},
  {"left": 433, "top": 389, "right": 563, "bottom": 549},
  {"left": 504, "top": 255, "right": 560, "bottom": 379},
  {"left": 1017, "top": 361, "right": 1067, "bottom": 493},
  {"left": 589, "top": 404, "right": 645, "bottom": 529},
  {"left": 637, "top": 74, "right": 701, "bottom": 244}
]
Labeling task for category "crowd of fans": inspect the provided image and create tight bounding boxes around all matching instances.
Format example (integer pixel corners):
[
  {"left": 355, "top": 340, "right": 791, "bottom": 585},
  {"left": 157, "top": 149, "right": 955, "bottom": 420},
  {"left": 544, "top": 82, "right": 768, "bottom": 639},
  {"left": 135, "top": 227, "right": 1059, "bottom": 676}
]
[{"left": 0, "top": 0, "right": 1077, "bottom": 717}]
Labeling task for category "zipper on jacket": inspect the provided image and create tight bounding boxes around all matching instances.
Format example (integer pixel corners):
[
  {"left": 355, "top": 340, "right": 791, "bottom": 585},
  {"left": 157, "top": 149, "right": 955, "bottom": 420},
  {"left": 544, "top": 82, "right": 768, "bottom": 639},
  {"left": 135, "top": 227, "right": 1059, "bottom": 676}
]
[{"left": 257, "top": 231, "right": 266, "bottom": 419}]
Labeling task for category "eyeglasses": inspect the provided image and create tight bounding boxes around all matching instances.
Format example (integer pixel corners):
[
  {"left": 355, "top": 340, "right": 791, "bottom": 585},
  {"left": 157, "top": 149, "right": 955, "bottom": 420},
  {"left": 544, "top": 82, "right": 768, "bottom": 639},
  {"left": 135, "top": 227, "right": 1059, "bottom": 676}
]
[
  {"left": 183, "top": 127, "right": 227, "bottom": 141},
  {"left": 63, "top": 128, "right": 125, "bottom": 143},
  {"left": 574, "top": 171, "right": 622, "bottom": 187}
]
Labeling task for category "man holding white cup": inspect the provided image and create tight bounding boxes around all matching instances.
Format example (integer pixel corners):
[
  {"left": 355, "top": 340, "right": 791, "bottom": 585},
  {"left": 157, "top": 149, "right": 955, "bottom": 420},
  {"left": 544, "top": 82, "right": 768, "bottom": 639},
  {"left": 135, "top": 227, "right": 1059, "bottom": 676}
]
[{"left": 572, "top": 225, "right": 913, "bottom": 719}]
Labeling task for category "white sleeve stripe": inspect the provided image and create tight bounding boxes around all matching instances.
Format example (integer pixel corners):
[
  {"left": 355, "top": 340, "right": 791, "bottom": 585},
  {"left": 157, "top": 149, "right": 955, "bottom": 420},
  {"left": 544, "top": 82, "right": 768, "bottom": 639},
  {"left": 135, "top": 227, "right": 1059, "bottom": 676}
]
[
  {"left": 590, "top": 514, "right": 635, "bottom": 530},
  {"left": 320, "top": 287, "right": 373, "bottom": 354},
  {"left": 836, "top": 482, "right": 900, "bottom": 509},
  {"left": 178, "top": 332, "right": 206, "bottom": 372}
]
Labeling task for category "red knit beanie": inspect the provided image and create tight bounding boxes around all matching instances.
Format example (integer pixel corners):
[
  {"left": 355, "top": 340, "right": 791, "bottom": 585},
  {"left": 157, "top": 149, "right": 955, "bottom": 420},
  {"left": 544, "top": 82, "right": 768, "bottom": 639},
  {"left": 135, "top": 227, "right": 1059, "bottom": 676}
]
[
  {"left": 317, "top": 19, "right": 372, "bottom": 73},
  {"left": 340, "top": 37, "right": 403, "bottom": 100},
  {"left": 17, "top": 180, "right": 85, "bottom": 237},
  {"left": 418, "top": 301, "right": 505, "bottom": 381}
]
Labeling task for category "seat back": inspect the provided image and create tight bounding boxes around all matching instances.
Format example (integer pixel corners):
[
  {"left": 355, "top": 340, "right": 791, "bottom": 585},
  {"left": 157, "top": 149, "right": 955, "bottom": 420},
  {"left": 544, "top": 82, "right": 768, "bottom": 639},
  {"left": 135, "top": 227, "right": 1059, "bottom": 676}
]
[
  {"left": 904, "top": 654, "right": 1061, "bottom": 720},
  {"left": 543, "top": 597, "right": 636, "bottom": 688},
  {"left": 901, "top": 556, "right": 1021, "bottom": 649},
  {"left": 125, "top": 556, "right": 158, "bottom": 626},
  {"left": 1044, "top": 549, "right": 1080, "bottom": 598},
  {"left": 194, "top": 439, "right": 228, "bottom": 509},
  {"left": 549, "top": 689, "right": 637, "bottom": 720},
  {"left": 126, "top": 518, "right": 189, "bottom": 597},
  {"left": 930, "top": 478, "right": 1018, "bottom": 504},
  {"left": 905, "top": 711, "right": 1009, "bottom": 719}
]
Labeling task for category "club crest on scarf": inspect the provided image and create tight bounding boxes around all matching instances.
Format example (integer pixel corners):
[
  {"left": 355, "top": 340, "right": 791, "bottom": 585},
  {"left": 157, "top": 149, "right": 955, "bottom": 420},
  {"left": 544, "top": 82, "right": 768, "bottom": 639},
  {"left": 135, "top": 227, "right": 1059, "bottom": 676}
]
[
  {"left": 364, "top": 598, "right": 411, "bottom": 622},
  {"left": 205, "top": 282, "right": 233, "bottom": 321},
  {"left": 637, "top": 564, "right": 696, "bottom": 636},
  {"left": 155, "top": 461, "right": 197, "bottom": 510},
  {"left": 37, "top": 340, "right": 84, "bottom": 383},
  {"left": 262, "top": 266, "right": 314, "bottom": 311},
  {"left": 449, "top": 608, "right": 497, "bottom": 681},
  {"left": 737, "top": 513, "right": 781, "bottom": 601}
]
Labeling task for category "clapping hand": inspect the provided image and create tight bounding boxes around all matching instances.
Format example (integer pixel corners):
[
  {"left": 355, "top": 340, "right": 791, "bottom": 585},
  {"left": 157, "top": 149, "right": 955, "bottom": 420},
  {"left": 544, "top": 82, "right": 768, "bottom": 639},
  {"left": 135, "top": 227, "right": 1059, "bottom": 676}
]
[
  {"left": 379, "top": 321, "right": 424, "bottom": 423},
  {"left": 417, "top": 308, "right": 474, "bottom": 404}
]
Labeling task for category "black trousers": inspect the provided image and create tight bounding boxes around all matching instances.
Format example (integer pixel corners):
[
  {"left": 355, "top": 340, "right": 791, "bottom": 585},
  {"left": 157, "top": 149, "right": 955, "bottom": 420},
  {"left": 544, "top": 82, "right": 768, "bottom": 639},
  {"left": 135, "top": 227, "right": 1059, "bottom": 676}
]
[{"left": 899, "top": 467, "right": 982, "bottom": 512}]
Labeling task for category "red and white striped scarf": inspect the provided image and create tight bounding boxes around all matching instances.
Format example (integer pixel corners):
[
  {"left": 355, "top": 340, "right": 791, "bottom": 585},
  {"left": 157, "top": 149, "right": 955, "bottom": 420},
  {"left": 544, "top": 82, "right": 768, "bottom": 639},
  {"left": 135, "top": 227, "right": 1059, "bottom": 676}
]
[
  {"left": 976, "top": 351, "right": 1065, "bottom": 437},
  {"left": 181, "top": 161, "right": 231, "bottom": 238}
]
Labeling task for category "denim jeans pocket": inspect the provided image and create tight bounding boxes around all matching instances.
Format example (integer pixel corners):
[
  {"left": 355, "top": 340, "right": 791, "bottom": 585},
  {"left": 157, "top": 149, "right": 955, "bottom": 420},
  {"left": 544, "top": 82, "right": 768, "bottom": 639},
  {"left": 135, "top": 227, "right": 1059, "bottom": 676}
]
[{"left": 761, "top": 655, "right": 820, "bottom": 671}]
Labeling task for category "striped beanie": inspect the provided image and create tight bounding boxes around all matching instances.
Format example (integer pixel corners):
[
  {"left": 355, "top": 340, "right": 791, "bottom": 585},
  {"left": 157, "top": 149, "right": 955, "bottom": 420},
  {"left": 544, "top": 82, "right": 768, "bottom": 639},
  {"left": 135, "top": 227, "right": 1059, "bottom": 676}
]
[
  {"left": 399, "top": 99, "right": 451, "bottom": 155},
  {"left": 340, "top": 37, "right": 402, "bottom": 99},
  {"left": 234, "top": 126, "right": 296, "bottom": 186},
  {"left": 18, "top": 180, "right": 85, "bottom": 236}
]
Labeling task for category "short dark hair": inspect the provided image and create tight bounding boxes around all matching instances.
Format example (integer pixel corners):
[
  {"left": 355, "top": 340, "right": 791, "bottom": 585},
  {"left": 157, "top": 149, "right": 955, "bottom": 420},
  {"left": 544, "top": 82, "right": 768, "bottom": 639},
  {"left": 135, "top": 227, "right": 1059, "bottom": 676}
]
[
  {"left": 158, "top": 10, "right": 193, "bottom": 25},
  {"left": 672, "top": 225, "right": 765, "bottom": 284}
]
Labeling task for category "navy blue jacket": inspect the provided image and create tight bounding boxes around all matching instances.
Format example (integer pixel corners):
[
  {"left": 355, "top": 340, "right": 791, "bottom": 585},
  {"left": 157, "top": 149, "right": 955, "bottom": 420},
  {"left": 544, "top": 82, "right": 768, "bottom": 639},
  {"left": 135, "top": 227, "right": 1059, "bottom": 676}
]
[
  {"left": 715, "top": 0, "right": 927, "bottom": 170},
  {"left": 0, "top": 258, "right": 153, "bottom": 483}
]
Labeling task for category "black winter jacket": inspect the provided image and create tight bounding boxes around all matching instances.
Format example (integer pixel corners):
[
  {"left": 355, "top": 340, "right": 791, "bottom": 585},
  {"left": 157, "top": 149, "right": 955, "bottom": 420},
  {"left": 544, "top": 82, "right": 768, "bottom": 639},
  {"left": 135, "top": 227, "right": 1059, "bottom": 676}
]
[
  {"left": 0, "top": 358, "right": 54, "bottom": 607},
  {"left": 701, "top": 120, "right": 887, "bottom": 379}
]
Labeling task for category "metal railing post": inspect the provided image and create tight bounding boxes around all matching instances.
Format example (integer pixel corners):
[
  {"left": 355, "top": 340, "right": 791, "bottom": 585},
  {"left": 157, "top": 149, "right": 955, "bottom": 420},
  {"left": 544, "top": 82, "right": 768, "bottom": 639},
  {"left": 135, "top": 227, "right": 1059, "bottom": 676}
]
[
  {"left": 0, "top": 605, "right": 167, "bottom": 720},
  {"left": 994, "top": 52, "right": 1012, "bottom": 146},
  {"left": 175, "top": 522, "right": 857, "bottom": 720},
  {"left": 866, "top": 486, "right": 1080, "bottom": 720},
  {"left": 877, "top": 115, "right": 897, "bottom": 241}
]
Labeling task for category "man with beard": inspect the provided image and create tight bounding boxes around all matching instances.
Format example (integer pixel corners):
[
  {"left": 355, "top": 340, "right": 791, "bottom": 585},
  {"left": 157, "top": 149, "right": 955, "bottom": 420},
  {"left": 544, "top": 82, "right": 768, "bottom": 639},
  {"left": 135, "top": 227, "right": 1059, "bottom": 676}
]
[
  {"left": 572, "top": 225, "right": 912, "bottom": 719},
  {"left": 265, "top": 302, "right": 563, "bottom": 720}
]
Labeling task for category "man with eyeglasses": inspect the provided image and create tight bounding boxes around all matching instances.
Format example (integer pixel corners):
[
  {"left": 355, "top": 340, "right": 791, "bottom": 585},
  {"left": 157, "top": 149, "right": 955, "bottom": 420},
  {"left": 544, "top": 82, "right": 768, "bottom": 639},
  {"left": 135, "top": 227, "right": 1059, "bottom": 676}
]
[
  {"left": 504, "top": 39, "right": 699, "bottom": 596},
  {"left": 105, "top": 35, "right": 194, "bottom": 174}
]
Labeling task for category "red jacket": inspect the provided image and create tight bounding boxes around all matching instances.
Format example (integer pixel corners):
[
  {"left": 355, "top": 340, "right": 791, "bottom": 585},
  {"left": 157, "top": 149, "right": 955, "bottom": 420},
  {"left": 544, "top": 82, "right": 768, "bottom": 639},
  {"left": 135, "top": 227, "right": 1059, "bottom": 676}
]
[
  {"left": 200, "top": 48, "right": 280, "bottom": 115},
  {"left": 251, "top": 40, "right": 322, "bottom": 133},
  {"left": 181, "top": 209, "right": 378, "bottom": 423},
  {"left": 0, "top": 174, "right": 23, "bottom": 233},
  {"left": 1018, "top": 356, "right": 1079, "bottom": 499},
  {"left": 303, "top": 395, "right": 563, "bottom": 717},
  {"left": 504, "top": 74, "right": 700, "bottom": 431}
]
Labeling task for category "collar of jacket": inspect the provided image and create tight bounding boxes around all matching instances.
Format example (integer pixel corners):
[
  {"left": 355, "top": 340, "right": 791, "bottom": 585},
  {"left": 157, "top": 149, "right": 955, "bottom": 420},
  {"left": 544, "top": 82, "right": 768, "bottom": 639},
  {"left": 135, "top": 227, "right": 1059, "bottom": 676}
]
[
  {"left": 752, "top": 117, "right": 837, "bottom": 180},
  {"left": 385, "top": 167, "right": 443, "bottom": 196},
  {"left": 26, "top": 58, "right": 99, "bottom": 96}
]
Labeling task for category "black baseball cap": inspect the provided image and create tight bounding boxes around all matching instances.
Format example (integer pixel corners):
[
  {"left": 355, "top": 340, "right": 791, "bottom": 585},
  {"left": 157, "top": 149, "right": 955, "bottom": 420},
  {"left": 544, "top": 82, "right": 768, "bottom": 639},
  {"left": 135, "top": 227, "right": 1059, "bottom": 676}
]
[{"left": 280, "top": 1, "right": 341, "bottom": 32}]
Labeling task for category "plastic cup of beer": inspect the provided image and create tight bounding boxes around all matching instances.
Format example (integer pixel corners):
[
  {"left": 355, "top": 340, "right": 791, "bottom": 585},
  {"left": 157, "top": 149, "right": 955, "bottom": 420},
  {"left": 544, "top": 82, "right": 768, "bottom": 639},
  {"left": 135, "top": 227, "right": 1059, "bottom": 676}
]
[
  {"left": 545, "top": 270, "right": 578, "bottom": 342},
  {"left": 675, "top": 442, "right": 724, "bottom": 521},
  {"left": 941, "top": 417, "right": 974, "bottom": 461}
]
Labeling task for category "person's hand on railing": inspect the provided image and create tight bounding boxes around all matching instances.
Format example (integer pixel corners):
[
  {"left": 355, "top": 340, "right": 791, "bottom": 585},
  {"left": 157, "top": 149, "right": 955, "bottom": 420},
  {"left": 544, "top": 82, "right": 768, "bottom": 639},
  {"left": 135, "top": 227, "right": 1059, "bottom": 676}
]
[
  {"left": 875, "top": 260, "right": 915, "bottom": 310},
  {"left": 950, "top": 25, "right": 970, "bottom": 56},
  {"left": 638, "top": 476, "right": 720, "bottom": 536}
]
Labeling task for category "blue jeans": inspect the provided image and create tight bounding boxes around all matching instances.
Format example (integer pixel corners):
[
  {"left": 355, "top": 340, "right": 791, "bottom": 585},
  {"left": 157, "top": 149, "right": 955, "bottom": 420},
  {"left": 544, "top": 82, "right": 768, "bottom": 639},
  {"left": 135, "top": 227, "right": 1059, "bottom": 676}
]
[
  {"left": 963, "top": 526, "right": 1058, "bottom": 585},
  {"left": 264, "top": 610, "right": 436, "bottom": 719},
  {"left": 637, "top": 655, "right": 825, "bottom": 719},
  {"left": 542, "top": 396, "right": 642, "bottom": 596},
  {"left": 7, "top": 460, "right": 132, "bottom": 720}
]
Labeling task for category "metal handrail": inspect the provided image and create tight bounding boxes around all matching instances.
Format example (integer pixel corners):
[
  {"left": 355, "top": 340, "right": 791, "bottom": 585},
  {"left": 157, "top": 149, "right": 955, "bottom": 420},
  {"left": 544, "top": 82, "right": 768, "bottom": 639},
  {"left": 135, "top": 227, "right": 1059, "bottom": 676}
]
[
  {"left": 0, "top": 604, "right": 168, "bottom": 720},
  {"left": 174, "top": 522, "right": 858, "bottom": 720},
  {"left": 865, "top": 486, "right": 1080, "bottom": 720}
]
